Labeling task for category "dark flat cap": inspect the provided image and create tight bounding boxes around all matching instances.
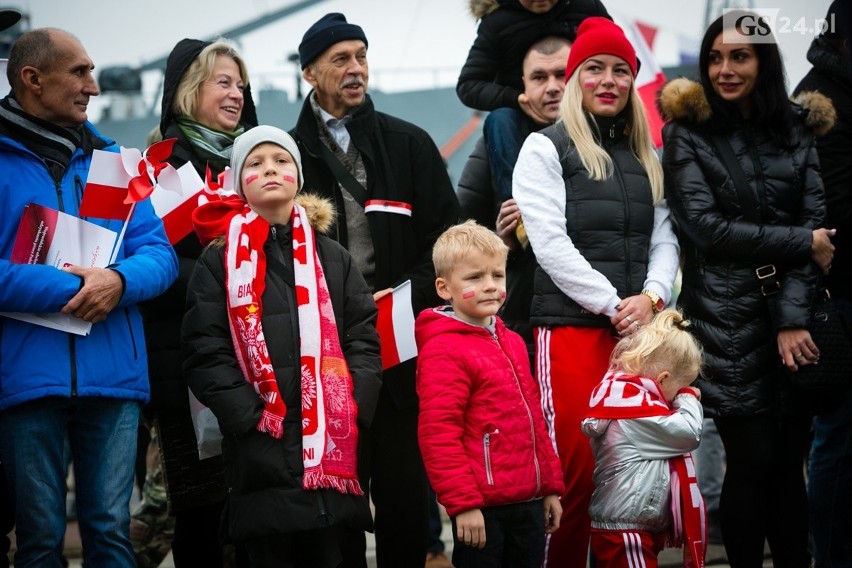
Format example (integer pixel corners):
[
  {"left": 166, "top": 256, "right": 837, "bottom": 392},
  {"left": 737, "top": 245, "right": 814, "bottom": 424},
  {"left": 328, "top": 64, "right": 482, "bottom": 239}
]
[{"left": 298, "top": 13, "right": 367, "bottom": 69}]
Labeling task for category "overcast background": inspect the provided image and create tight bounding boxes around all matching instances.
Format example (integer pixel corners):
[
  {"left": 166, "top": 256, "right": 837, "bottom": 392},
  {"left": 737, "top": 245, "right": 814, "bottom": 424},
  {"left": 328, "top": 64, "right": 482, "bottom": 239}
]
[{"left": 8, "top": 0, "right": 834, "bottom": 121}]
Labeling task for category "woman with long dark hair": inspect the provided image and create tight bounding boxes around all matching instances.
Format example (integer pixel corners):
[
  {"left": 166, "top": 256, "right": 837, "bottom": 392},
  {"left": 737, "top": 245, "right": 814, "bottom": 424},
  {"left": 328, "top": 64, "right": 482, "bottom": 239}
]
[{"left": 659, "top": 11, "right": 835, "bottom": 567}]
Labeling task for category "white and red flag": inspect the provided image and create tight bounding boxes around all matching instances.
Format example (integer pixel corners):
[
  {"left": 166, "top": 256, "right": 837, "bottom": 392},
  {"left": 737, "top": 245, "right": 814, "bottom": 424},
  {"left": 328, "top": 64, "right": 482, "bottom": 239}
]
[
  {"left": 149, "top": 163, "right": 205, "bottom": 244},
  {"left": 375, "top": 280, "right": 418, "bottom": 370},
  {"left": 614, "top": 15, "right": 668, "bottom": 149},
  {"left": 79, "top": 139, "right": 205, "bottom": 247}
]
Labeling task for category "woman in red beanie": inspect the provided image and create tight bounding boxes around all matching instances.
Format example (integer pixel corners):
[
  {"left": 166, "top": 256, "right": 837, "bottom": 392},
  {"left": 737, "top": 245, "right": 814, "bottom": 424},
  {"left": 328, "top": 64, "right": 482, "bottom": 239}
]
[{"left": 512, "top": 16, "right": 680, "bottom": 567}]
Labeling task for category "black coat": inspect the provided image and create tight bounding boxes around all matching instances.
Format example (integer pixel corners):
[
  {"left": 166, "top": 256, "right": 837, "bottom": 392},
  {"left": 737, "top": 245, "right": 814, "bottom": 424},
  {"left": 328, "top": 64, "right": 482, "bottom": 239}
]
[
  {"left": 291, "top": 93, "right": 460, "bottom": 408},
  {"left": 182, "top": 198, "right": 382, "bottom": 542},
  {"left": 659, "top": 78, "right": 834, "bottom": 417},
  {"left": 457, "top": 0, "right": 610, "bottom": 111},
  {"left": 794, "top": 37, "right": 852, "bottom": 301}
]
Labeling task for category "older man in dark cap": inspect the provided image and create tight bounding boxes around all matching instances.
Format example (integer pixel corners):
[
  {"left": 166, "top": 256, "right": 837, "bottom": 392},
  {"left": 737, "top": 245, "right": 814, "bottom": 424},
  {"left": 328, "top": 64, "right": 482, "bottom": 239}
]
[{"left": 290, "top": 12, "right": 460, "bottom": 568}]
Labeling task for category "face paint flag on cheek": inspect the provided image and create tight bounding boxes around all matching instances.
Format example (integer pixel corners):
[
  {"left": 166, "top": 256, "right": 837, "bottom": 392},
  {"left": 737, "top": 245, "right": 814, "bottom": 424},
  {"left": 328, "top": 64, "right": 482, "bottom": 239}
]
[
  {"left": 244, "top": 174, "right": 259, "bottom": 186},
  {"left": 282, "top": 174, "right": 297, "bottom": 184},
  {"left": 462, "top": 287, "right": 476, "bottom": 299}
]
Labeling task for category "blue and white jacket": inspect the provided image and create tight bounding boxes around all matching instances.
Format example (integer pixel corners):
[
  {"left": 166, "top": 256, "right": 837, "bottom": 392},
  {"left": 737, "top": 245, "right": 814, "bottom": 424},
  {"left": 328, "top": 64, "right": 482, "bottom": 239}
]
[{"left": 0, "top": 122, "right": 178, "bottom": 411}]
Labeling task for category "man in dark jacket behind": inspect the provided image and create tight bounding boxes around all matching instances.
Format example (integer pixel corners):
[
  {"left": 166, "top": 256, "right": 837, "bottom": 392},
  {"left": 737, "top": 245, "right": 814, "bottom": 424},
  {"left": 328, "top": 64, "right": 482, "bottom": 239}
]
[
  {"left": 457, "top": 35, "right": 570, "bottom": 363},
  {"left": 793, "top": 3, "right": 852, "bottom": 565},
  {"left": 290, "top": 12, "right": 461, "bottom": 568}
]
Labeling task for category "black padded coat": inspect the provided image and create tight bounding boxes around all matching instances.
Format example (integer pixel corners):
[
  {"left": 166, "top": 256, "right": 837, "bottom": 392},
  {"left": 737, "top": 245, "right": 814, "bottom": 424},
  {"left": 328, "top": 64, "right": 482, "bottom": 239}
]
[
  {"left": 182, "top": 196, "right": 382, "bottom": 542},
  {"left": 659, "top": 78, "right": 834, "bottom": 417}
]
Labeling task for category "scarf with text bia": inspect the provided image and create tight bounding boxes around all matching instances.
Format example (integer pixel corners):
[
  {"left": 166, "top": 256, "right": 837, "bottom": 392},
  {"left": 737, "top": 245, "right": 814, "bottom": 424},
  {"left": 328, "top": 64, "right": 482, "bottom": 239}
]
[
  {"left": 587, "top": 372, "right": 706, "bottom": 568},
  {"left": 194, "top": 196, "right": 362, "bottom": 495}
]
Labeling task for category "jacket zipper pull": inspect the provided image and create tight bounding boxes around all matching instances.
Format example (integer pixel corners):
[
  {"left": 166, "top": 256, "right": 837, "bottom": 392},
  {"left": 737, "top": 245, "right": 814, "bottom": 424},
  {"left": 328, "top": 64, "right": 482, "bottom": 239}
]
[
  {"left": 271, "top": 226, "right": 277, "bottom": 241},
  {"left": 609, "top": 124, "right": 616, "bottom": 139}
]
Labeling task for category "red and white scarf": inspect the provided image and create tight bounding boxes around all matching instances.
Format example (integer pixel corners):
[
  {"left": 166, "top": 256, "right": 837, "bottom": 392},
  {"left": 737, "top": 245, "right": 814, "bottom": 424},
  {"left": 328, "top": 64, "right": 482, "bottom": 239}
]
[
  {"left": 194, "top": 197, "right": 362, "bottom": 495},
  {"left": 587, "top": 372, "right": 706, "bottom": 568}
]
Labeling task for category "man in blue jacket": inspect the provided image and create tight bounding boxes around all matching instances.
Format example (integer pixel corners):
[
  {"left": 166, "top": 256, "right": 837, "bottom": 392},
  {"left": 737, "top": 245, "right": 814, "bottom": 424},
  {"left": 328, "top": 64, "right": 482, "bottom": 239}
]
[{"left": 0, "top": 28, "right": 177, "bottom": 567}]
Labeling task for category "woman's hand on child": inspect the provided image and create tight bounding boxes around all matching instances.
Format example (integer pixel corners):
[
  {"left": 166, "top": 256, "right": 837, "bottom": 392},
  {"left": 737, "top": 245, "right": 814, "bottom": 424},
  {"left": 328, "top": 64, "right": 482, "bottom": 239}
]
[
  {"left": 612, "top": 295, "right": 654, "bottom": 336},
  {"left": 456, "top": 508, "right": 487, "bottom": 549},
  {"left": 543, "top": 495, "right": 562, "bottom": 534}
]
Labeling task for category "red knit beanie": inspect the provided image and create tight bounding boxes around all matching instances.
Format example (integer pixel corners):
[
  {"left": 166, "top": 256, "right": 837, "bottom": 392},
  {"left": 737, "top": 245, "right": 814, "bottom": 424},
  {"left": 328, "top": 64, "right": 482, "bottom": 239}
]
[{"left": 564, "top": 17, "right": 638, "bottom": 81}]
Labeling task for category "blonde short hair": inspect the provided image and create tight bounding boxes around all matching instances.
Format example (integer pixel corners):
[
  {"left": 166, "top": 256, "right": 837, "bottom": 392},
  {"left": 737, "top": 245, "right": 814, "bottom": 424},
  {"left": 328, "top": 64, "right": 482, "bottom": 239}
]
[
  {"left": 172, "top": 39, "right": 249, "bottom": 120},
  {"left": 432, "top": 220, "right": 508, "bottom": 278},
  {"left": 610, "top": 308, "right": 704, "bottom": 381}
]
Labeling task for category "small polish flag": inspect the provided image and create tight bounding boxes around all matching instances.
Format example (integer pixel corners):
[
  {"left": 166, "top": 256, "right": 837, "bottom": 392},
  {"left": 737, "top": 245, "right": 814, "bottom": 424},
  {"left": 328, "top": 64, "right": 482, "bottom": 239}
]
[
  {"left": 79, "top": 150, "right": 135, "bottom": 221},
  {"left": 375, "top": 280, "right": 418, "bottom": 370},
  {"left": 615, "top": 15, "right": 668, "bottom": 149},
  {"left": 149, "top": 163, "right": 205, "bottom": 244}
]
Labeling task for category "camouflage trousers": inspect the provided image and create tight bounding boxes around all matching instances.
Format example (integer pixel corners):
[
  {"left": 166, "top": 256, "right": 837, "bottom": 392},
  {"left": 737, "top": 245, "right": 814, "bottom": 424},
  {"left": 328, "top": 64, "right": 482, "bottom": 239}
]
[{"left": 131, "top": 424, "right": 175, "bottom": 568}]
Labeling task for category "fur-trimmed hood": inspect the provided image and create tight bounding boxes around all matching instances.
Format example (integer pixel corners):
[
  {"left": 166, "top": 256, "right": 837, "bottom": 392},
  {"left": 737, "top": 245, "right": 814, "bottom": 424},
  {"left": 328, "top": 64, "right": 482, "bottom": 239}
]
[
  {"left": 295, "top": 192, "right": 336, "bottom": 234},
  {"left": 658, "top": 77, "right": 836, "bottom": 137},
  {"left": 469, "top": 0, "right": 501, "bottom": 19}
]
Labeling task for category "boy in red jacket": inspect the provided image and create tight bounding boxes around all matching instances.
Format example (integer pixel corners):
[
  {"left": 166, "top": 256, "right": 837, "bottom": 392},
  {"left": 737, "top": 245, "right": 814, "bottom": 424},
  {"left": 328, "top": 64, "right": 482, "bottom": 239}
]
[{"left": 415, "top": 220, "right": 564, "bottom": 567}]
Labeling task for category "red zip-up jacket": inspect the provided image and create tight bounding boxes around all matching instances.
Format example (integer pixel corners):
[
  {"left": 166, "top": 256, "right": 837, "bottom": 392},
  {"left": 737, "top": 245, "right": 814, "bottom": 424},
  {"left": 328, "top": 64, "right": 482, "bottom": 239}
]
[{"left": 415, "top": 306, "right": 564, "bottom": 516}]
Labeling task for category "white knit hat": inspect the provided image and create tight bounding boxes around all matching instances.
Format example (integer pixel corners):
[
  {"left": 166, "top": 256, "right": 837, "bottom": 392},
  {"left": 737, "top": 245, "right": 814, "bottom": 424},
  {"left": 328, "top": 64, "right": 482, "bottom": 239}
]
[{"left": 231, "top": 125, "right": 304, "bottom": 196}]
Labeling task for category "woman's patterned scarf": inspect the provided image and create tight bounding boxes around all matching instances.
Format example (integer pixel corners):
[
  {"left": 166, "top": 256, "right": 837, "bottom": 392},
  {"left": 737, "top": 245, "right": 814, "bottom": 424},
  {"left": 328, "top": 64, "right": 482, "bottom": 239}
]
[{"left": 175, "top": 116, "right": 243, "bottom": 173}]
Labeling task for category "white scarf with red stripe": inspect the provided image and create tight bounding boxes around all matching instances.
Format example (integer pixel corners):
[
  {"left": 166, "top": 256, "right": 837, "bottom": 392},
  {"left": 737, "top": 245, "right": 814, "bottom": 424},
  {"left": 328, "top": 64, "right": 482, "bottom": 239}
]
[
  {"left": 588, "top": 372, "right": 706, "bottom": 568},
  {"left": 224, "top": 202, "right": 362, "bottom": 495}
]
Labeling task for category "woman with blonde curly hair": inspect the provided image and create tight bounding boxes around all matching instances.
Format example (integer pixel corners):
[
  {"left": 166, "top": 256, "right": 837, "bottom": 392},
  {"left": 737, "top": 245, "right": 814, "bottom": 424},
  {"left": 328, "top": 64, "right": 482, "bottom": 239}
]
[{"left": 583, "top": 308, "right": 705, "bottom": 567}]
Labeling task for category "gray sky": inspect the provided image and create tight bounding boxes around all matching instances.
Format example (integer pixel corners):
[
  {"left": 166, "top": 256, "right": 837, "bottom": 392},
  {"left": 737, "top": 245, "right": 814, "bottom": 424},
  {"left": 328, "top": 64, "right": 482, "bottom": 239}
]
[{"left": 12, "top": 0, "right": 832, "bottom": 119}]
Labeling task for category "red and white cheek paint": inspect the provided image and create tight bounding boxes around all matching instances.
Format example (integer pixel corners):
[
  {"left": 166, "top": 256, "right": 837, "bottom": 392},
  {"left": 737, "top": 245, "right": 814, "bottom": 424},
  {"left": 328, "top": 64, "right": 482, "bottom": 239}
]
[
  {"left": 244, "top": 174, "right": 259, "bottom": 186},
  {"left": 500, "top": 289, "right": 507, "bottom": 299},
  {"left": 583, "top": 77, "right": 631, "bottom": 92},
  {"left": 462, "top": 286, "right": 476, "bottom": 299},
  {"left": 282, "top": 174, "right": 297, "bottom": 184}
]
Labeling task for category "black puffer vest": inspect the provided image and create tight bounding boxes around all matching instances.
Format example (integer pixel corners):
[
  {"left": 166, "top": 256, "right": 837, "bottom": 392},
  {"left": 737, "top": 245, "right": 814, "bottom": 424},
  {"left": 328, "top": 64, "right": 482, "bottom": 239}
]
[{"left": 531, "top": 117, "right": 655, "bottom": 328}]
